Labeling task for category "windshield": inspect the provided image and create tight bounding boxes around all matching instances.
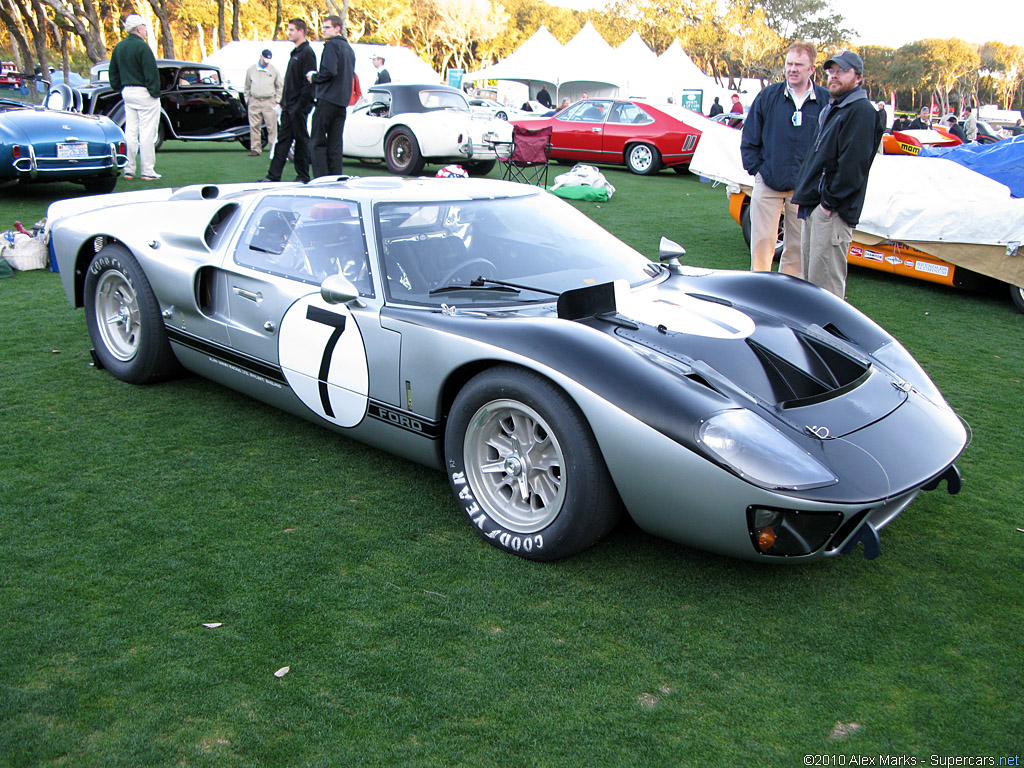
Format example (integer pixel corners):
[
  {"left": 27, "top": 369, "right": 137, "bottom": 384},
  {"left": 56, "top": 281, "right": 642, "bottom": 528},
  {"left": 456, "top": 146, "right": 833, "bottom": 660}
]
[{"left": 375, "top": 191, "right": 660, "bottom": 305}]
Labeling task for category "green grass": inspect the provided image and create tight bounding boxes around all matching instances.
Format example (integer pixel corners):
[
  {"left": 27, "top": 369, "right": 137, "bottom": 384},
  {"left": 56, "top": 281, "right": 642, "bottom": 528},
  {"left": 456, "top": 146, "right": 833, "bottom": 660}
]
[{"left": 1, "top": 143, "right": 1022, "bottom": 766}]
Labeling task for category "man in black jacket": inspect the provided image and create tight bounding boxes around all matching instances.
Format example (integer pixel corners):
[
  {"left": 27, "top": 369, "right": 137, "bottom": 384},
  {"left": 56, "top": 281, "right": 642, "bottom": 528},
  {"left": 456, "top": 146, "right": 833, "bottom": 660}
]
[
  {"left": 262, "top": 18, "right": 315, "bottom": 183},
  {"left": 308, "top": 15, "right": 355, "bottom": 178},
  {"left": 793, "top": 50, "right": 886, "bottom": 299},
  {"left": 740, "top": 41, "right": 829, "bottom": 276}
]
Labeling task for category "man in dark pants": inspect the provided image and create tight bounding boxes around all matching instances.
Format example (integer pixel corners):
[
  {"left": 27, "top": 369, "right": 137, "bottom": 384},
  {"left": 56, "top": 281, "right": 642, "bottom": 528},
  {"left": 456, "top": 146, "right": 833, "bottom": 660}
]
[
  {"left": 792, "top": 51, "right": 886, "bottom": 299},
  {"left": 308, "top": 14, "right": 355, "bottom": 178},
  {"left": 262, "top": 18, "right": 315, "bottom": 183}
]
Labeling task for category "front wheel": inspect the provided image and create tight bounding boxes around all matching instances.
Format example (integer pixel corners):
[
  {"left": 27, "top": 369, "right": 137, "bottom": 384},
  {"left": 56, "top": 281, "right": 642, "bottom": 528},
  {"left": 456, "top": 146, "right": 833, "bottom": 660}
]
[
  {"left": 84, "top": 243, "right": 180, "bottom": 384},
  {"left": 625, "top": 142, "right": 661, "bottom": 175},
  {"left": 385, "top": 127, "right": 425, "bottom": 175},
  {"left": 1010, "top": 283, "right": 1024, "bottom": 314},
  {"left": 444, "top": 366, "right": 621, "bottom": 561}
]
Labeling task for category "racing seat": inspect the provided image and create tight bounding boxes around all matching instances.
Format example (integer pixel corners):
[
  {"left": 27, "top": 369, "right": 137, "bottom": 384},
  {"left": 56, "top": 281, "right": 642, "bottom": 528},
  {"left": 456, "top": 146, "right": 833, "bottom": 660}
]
[{"left": 492, "top": 124, "right": 552, "bottom": 188}]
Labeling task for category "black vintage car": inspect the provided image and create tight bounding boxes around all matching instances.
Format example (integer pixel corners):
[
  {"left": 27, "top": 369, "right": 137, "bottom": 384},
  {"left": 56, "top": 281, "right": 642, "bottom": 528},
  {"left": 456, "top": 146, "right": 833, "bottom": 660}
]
[{"left": 72, "top": 60, "right": 256, "bottom": 151}]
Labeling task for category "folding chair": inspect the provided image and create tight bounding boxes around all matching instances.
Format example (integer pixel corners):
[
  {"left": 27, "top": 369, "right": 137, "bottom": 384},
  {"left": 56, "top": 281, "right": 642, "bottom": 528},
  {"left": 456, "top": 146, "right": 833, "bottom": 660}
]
[{"left": 493, "top": 124, "right": 552, "bottom": 187}]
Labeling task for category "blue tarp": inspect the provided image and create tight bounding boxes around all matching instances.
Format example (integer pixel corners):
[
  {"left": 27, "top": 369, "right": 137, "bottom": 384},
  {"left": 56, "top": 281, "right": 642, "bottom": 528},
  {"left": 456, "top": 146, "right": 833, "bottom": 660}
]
[{"left": 920, "top": 135, "right": 1024, "bottom": 198}]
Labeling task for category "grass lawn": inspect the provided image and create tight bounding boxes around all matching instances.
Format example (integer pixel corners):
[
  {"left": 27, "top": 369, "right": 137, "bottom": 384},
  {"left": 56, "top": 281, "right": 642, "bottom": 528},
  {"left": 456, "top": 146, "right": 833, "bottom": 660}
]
[{"left": 1, "top": 143, "right": 1022, "bottom": 767}]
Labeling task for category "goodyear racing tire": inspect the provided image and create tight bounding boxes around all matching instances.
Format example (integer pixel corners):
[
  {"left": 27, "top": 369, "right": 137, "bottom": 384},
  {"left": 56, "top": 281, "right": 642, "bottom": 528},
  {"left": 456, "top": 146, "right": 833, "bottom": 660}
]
[
  {"left": 445, "top": 366, "right": 621, "bottom": 561},
  {"left": 84, "top": 244, "right": 180, "bottom": 384},
  {"left": 385, "top": 127, "right": 425, "bottom": 176},
  {"left": 625, "top": 142, "right": 661, "bottom": 175}
]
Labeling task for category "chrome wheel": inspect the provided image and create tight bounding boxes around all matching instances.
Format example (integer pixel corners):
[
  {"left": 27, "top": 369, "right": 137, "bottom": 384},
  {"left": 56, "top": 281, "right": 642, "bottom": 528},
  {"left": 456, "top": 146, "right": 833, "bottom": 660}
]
[
  {"left": 94, "top": 268, "right": 140, "bottom": 362},
  {"left": 463, "top": 398, "right": 566, "bottom": 533}
]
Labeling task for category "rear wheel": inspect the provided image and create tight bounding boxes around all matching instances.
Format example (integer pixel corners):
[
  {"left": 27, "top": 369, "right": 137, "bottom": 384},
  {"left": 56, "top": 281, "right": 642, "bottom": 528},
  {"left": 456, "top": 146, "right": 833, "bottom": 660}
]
[
  {"left": 464, "top": 159, "right": 496, "bottom": 176},
  {"left": 83, "top": 177, "right": 117, "bottom": 194},
  {"left": 444, "top": 366, "right": 621, "bottom": 561},
  {"left": 625, "top": 143, "right": 661, "bottom": 175},
  {"left": 385, "top": 127, "right": 425, "bottom": 175},
  {"left": 84, "top": 243, "right": 179, "bottom": 384}
]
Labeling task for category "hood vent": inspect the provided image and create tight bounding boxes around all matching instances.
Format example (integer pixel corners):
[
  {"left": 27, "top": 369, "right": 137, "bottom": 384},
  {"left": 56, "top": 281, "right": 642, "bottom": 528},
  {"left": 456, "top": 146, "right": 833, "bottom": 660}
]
[{"left": 747, "top": 333, "right": 870, "bottom": 408}]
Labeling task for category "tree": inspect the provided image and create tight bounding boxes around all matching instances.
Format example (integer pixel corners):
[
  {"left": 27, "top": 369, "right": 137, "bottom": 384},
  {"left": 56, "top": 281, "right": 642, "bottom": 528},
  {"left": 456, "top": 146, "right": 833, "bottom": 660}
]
[
  {"left": 754, "top": 0, "right": 852, "bottom": 47},
  {"left": 980, "top": 41, "right": 1024, "bottom": 110}
]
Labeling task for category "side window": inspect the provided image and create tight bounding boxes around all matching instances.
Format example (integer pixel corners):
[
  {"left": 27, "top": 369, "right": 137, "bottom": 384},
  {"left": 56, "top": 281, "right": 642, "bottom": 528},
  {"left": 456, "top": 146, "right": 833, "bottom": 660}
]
[
  {"left": 368, "top": 92, "right": 391, "bottom": 118},
  {"left": 234, "top": 196, "right": 374, "bottom": 296},
  {"left": 560, "top": 101, "right": 611, "bottom": 123},
  {"left": 610, "top": 103, "right": 652, "bottom": 125}
]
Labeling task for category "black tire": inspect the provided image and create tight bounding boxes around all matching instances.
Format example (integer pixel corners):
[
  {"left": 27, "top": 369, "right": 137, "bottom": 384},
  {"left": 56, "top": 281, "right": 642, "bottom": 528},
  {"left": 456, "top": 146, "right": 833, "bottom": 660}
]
[
  {"left": 1010, "top": 283, "right": 1024, "bottom": 314},
  {"left": 117, "top": 118, "right": 167, "bottom": 152},
  {"left": 625, "top": 142, "right": 661, "bottom": 175},
  {"left": 495, "top": 110, "right": 508, "bottom": 121},
  {"left": 464, "top": 159, "right": 496, "bottom": 176},
  {"left": 83, "top": 177, "right": 117, "bottom": 194},
  {"left": 84, "top": 244, "right": 180, "bottom": 384},
  {"left": 740, "top": 200, "right": 783, "bottom": 261},
  {"left": 672, "top": 165, "right": 689, "bottom": 175},
  {"left": 385, "top": 127, "right": 425, "bottom": 175},
  {"left": 444, "top": 366, "right": 621, "bottom": 561}
]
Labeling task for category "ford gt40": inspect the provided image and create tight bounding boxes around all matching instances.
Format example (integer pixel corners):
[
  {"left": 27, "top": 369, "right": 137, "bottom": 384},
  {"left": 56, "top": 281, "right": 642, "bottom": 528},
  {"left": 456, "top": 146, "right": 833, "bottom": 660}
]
[{"left": 47, "top": 177, "right": 966, "bottom": 563}]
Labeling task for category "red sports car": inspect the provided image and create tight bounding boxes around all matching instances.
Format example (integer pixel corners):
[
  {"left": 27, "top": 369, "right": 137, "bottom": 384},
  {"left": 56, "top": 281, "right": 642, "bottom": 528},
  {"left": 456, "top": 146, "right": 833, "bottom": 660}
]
[{"left": 512, "top": 99, "right": 701, "bottom": 175}]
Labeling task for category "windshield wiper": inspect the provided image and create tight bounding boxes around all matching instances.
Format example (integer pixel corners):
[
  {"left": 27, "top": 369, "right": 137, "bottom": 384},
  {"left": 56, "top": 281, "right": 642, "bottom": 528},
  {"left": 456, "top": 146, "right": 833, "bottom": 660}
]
[
  {"left": 428, "top": 282, "right": 520, "bottom": 297},
  {"left": 467, "top": 277, "right": 560, "bottom": 296}
]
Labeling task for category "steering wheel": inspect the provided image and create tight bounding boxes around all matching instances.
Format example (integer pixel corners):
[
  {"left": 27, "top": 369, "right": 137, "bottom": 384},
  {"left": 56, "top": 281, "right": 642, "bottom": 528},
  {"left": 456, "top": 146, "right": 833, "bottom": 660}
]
[{"left": 435, "top": 258, "right": 498, "bottom": 288}]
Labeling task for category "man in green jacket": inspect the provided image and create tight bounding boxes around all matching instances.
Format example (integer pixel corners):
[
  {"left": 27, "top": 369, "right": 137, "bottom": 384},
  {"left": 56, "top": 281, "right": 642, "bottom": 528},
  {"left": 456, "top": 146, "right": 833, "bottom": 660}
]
[{"left": 109, "top": 15, "right": 161, "bottom": 181}]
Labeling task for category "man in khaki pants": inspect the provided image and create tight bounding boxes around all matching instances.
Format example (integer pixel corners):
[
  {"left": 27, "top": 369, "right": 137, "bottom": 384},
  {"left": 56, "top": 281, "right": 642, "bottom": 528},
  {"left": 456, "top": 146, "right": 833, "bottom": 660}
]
[
  {"left": 740, "top": 41, "right": 829, "bottom": 275},
  {"left": 244, "top": 49, "right": 282, "bottom": 156}
]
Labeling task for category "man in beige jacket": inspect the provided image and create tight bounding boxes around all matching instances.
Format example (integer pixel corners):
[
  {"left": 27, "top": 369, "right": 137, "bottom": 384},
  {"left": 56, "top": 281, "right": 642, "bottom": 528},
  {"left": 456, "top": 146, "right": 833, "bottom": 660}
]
[{"left": 244, "top": 49, "right": 282, "bottom": 156}]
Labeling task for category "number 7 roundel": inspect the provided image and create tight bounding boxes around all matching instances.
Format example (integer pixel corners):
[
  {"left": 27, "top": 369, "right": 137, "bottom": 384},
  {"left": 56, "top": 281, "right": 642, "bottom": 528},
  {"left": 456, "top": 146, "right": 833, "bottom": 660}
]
[{"left": 278, "top": 294, "right": 369, "bottom": 428}]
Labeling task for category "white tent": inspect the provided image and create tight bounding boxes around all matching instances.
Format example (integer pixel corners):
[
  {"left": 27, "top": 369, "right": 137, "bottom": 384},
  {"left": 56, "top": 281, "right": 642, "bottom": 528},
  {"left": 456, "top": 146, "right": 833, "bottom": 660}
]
[
  {"left": 657, "top": 40, "right": 737, "bottom": 112},
  {"left": 614, "top": 31, "right": 663, "bottom": 100},
  {"left": 202, "top": 41, "right": 439, "bottom": 92},
  {"left": 557, "top": 21, "right": 623, "bottom": 101}
]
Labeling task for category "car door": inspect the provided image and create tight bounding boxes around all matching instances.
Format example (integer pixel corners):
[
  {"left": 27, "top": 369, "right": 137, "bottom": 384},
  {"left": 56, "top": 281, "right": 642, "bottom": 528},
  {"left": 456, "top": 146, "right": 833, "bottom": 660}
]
[
  {"left": 549, "top": 100, "right": 614, "bottom": 162},
  {"left": 164, "top": 67, "right": 239, "bottom": 137},
  {"left": 343, "top": 99, "right": 391, "bottom": 155},
  {"left": 602, "top": 101, "right": 654, "bottom": 156},
  {"left": 225, "top": 194, "right": 391, "bottom": 428}
]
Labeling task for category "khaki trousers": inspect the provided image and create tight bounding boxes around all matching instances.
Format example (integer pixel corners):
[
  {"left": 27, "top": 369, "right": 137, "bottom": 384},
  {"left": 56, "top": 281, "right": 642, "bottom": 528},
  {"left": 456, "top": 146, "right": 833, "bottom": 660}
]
[
  {"left": 801, "top": 205, "right": 852, "bottom": 299},
  {"left": 749, "top": 173, "right": 803, "bottom": 276},
  {"left": 122, "top": 86, "right": 160, "bottom": 177},
  {"left": 248, "top": 97, "right": 278, "bottom": 154}
]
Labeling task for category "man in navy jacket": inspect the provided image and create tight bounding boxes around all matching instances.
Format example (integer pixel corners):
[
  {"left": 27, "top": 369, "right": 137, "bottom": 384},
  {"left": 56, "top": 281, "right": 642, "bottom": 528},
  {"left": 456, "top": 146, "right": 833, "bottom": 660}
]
[
  {"left": 792, "top": 50, "right": 886, "bottom": 299},
  {"left": 308, "top": 15, "right": 355, "bottom": 178},
  {"left": 741, "top": 41, "right": 829, "bottom": 276}
]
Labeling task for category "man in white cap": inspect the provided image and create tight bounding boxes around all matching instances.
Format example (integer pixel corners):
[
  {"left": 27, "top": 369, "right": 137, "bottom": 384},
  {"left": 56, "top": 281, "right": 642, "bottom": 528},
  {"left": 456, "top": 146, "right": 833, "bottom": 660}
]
[
  {"left": 109, "top": 14, "right": 161, "bottom": 181},
  {"left": 372, "top": 55, "right": 390, "bottom": 84},
  {"left": 244, "top": 49, "right": 282, "bottom": 156}
]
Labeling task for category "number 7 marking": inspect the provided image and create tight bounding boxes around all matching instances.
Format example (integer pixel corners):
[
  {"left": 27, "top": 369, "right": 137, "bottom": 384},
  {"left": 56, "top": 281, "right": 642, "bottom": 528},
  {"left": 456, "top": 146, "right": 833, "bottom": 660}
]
[{"left": 306, "top": 305, "right": 346, "bottom": 418}]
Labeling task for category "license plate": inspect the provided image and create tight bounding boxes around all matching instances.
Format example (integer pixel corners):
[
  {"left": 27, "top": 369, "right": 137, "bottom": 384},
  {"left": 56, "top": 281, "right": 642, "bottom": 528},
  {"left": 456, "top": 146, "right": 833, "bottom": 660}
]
[{"left": 57, "top": 142, "right": 88, "bottom": 159}]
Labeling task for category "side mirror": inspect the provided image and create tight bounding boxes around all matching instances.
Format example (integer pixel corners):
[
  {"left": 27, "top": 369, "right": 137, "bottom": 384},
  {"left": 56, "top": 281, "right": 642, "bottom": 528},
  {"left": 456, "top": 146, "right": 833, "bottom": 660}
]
[
  {"left": 321, "top": 274, "right": 364, "bottom": 307},
  {"left": 658, "top": 236, "right": 686, "bottom": 268}
]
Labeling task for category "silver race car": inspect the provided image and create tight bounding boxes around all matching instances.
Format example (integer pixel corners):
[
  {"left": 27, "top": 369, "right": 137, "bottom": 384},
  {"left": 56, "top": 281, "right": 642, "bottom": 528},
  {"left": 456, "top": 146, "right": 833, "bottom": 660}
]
[{"left": 47, "top": 177, "right": 966, "bottom": 563}]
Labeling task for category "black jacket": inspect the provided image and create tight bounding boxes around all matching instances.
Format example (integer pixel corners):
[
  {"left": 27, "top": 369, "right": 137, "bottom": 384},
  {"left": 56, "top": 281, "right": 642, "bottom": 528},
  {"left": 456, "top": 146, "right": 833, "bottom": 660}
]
[
  {"left": 281, "top": 40, "right": 316, "bottom": 114},
  {"left": 312, "top": 36, "right": 355, "bottom": 108},
  {"left": 792, "top": 86, "right": 886, "bottom": 228},
  {"left": 740, "top": 80, "right": 830, "bottom": 192}
]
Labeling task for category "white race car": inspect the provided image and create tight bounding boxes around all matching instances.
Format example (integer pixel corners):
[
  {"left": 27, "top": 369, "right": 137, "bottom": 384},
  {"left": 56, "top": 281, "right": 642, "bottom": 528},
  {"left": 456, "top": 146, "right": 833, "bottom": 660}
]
[{"left": 343, "top": 83, "right": 511, "bottom": 176}]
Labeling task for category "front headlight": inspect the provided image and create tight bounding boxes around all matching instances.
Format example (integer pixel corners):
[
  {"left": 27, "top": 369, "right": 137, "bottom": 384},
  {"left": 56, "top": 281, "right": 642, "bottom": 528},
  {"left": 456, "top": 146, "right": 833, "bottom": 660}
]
[{"left": 697, "top": 409, "right": 837, "bottom": 490}]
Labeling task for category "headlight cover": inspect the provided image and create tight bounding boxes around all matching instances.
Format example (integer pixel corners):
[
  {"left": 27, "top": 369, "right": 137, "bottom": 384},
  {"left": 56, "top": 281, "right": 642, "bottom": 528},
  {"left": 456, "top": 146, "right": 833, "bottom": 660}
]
[
  {"left": 870, "top": 339, "right": 948, "bottom": 409},
  {"left": 697, "top": 409, "right": 837, "bottom": 490}
]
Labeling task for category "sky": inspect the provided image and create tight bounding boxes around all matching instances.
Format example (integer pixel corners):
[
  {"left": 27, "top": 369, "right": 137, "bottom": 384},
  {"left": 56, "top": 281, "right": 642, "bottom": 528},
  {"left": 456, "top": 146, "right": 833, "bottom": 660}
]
[{"left": 544, "top": 0, "right": 1024, "bottom": 48}]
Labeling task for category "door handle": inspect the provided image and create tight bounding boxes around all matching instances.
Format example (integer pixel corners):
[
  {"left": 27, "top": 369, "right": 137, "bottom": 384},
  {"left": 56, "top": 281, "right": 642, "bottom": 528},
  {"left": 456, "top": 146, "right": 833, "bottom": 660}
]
[
  {"left": 232, "top": 286, "right": 262, "bottom": 303},
  {"left": 591, "top": 127, "right": 600, "bottom": 132}
]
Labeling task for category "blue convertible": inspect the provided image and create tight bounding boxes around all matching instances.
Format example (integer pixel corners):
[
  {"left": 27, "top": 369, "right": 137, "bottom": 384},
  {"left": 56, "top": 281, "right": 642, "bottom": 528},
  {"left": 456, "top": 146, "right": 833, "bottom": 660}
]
[{"left": 1, "top": 88, "right": 126, "bottom": 194}]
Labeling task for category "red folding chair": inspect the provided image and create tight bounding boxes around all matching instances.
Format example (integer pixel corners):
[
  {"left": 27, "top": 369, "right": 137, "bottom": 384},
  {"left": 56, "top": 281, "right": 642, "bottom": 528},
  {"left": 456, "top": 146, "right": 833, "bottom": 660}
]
[{"left": 493, "top": 124, "right": 553, "bottom": 187}]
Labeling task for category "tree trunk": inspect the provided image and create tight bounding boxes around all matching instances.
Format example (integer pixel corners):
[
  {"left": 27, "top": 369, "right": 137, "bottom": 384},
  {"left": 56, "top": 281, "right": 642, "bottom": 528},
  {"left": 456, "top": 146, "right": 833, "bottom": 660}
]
[
  {"left": 0, "top": 0, "right": 35, "bottom": 72},
  {"left": 217, "top": 0, "right": 225, "bottom": 49},
  {"left": 231, "top": 0, "right": 239, "bottom": 41}
]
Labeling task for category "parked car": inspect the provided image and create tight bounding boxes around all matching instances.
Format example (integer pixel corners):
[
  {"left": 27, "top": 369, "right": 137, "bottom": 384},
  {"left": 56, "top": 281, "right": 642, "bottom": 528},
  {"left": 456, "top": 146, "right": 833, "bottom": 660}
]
[
  {"left": 975, "top": 120, "right": 1003, "bottom": 145},
  {"left": 0, "top": 61, "right": 26, "bottom": 89},
  {"left": 343, "top": 83, "right": 511, "bottom": 175},
  {"left": 1, "top": 90, "right": 126, "bottom": 194},
  {"left": 466, "top": 98, "right": 531, "bottom": 121},
  {"left": 710, "top": 111, "right": 746, "bottom": 129},
  {"left": 47, "top": 177, "right": 965, "bottom": 563},
  {"left": 512, "top": 98, "right": 701, "bottom": 175},
  {"left": 72, "top": 60, "right": 253, "bottom": 151}
]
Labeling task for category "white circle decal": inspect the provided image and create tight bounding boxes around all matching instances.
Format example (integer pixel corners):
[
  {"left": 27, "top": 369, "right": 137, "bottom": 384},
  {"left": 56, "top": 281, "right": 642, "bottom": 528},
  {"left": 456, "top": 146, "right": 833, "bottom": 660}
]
[{"left": 278, "top": 294, "right": 369, "bottom": 427}]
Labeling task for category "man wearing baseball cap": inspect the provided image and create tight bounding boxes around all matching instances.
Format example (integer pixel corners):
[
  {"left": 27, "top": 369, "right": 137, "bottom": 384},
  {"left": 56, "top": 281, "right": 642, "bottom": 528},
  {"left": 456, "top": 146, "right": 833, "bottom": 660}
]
[
  {"left": 792, "top": 50, "right": 885, "bottom": 299},
  {"left": 244, "top": 49, "right": 282, "bottom": 156},
  {"left": 108, "top": 14, "right": 161, "bottom": 180}
]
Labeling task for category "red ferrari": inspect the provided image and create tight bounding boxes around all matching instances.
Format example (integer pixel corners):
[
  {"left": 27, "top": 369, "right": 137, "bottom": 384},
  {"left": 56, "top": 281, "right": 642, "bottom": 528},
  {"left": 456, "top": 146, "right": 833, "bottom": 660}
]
[{"left": 512, "top": 99, "right": 701, "bottom": 175}]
